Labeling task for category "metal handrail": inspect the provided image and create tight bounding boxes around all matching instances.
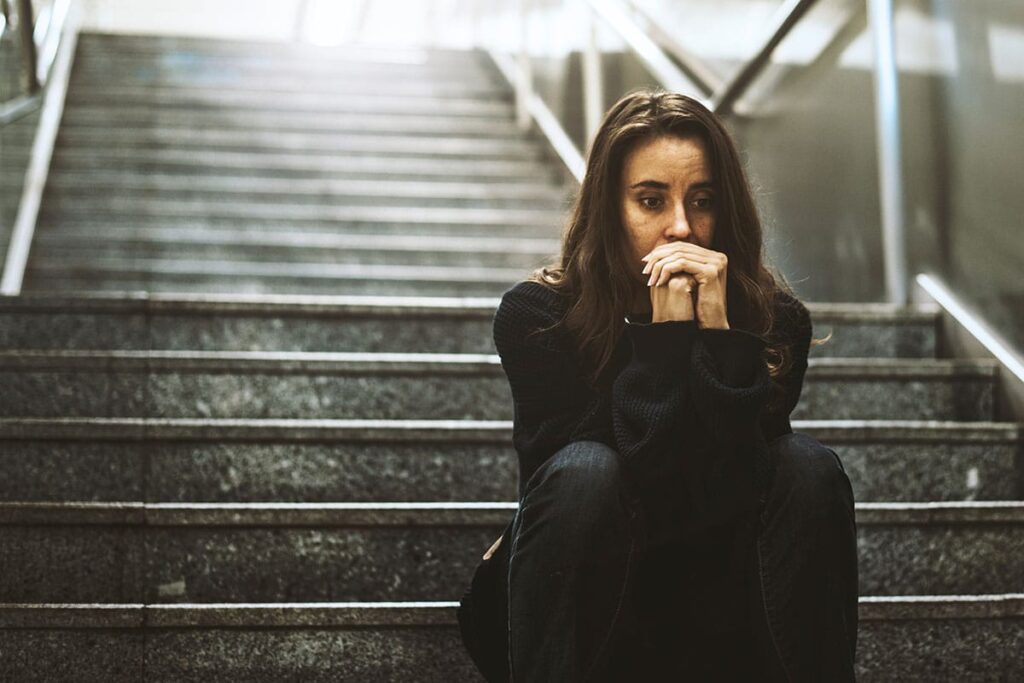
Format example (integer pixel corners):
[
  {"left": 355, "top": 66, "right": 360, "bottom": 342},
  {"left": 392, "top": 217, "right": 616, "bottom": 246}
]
[
  {"left": 0, "top": 0, "right": 71, "bottom": 125},
  {"left": 710, "top": 0, "right": 820, "bottom": 115},
  {"left": 0, "top": 0, "right": 77, "bottom": 295}
]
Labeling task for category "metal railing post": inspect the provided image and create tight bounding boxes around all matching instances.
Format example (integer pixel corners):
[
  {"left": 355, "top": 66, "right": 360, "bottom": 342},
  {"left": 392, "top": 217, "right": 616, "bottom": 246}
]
[
  {"left": 867, "top": 0, "right": 908, "bottom": 306},
  {"left": 582, "top": 9, "right": 604, "bottom": 150},
  {"left": 515, "top": 0, "right": 533, "bottom": 131},
  {"left": 16, "top": 0, "right": 39, "bottom": 93}
]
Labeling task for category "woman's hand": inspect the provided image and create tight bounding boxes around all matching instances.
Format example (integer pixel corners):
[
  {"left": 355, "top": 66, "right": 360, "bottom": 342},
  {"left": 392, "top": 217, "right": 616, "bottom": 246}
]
[
  {"left": 642, "top": 242, "right": 730, "bottom": 329},
  {"left": 483, "top": 534, "right": 503, "bottom": 560}
]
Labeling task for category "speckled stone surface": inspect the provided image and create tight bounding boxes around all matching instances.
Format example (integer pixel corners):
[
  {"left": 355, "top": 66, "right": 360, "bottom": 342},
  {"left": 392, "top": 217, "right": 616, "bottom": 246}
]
[
  {"left": 145, "top": 627, "right": 484, "bottom": 681},
  {"left": 0, "top": 441, "right": 145, "bottom": 501},
  {"left": 857, "top": 523, "right": 1024, "bottom": 594},
  {"left": 0, "top": 365, "right": 992, "bottom": 420},
  {"left": 832, "top": 440, "right": 1022, "bottom": 501},
  {"left": 145, "top": 441, "right": 518, "bottom": 503},
  {"left": 856, "top": 617, "right": 1024, "bottom": 681},
  {"left": 1, "top": 436, "right": 1016, "bottom": 503},
  {"left": 147, "top": 315, "right": 497, "bottom": 354},
  {"left": 810, "top": 321, "right": 935, "bottom": 359},
  {"left": 0, "top": 630, "right": 144, "bottom": 681},
  {"left": 0, "top": 371, "right": 514, "bottom": 419},
  {"left": 5, "top": 516, "right": 1023, "bottom": 602},
  {"left": 796, "top": 376, "right": 994, "bottom": 421},
  {"left": 0, "top": 526, "right": 145, "bottom": 602},
  {"left": 36, "top": 275, "right": 527, "bottom": 298},
  {"left": 1, "top": 307, "right": 936, "bottom": 357},
  {"left": 0, "top": 524, "right": 498, "bottom": 602},
  {"left": 140, "top": 526, "right": 499, "bottom": 602},
  {"left": 0, "top": 312, "right": 151, "bottom": 350}
]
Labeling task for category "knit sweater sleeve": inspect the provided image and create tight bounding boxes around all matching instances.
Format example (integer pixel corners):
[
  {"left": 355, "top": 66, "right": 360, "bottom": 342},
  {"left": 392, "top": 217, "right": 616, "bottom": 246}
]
[{"left": 613, "top": 317, "right": 774, "bottom": 541}]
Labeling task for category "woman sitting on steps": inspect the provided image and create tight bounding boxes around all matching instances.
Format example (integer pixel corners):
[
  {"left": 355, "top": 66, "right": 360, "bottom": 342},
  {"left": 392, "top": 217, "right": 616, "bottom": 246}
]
[{"left": 457, "top": 89, "right": 859, "bottom": 682}]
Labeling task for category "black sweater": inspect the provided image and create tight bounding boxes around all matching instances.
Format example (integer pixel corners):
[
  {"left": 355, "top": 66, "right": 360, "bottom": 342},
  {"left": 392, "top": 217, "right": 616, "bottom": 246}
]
[{"left": 493, "top": 279, "right": 812, "bottom": 547}]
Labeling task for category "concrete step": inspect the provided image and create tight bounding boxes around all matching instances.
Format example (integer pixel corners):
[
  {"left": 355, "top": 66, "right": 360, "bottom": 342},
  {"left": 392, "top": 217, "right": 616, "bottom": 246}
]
[
  {"left": 0, "top": 602, "right": 479, "bottom": 681},
  {"left": 3, "top": 597, "right": 1024, "bottom": 680},
  {"left": 52, "top": 127, "right": 541, "bottom": 159},
  {"left": 34, "top": 204, "right": 564, "bottom": 237},
  {"left": 36, "top": 177, "right": 568, "bottom": 209},
  {"left": 64, "top": 86, "right": 514, "bottom": 117},
  {"left": 72, "top": 51, "right": 498, "bottom": 81},
  {"left": 75, "top": 31, "right": 492, "bottom": 65},
  {"left": 23, "top": 258, "right": 529, "bottom": 297},
  {"left": 32, "top": 230, "right": 558, "bottom": 270},
  {"left": 58, "top": 106, "right": 526, "bottom": 138},
  {"left": 0, "top": 294, "right": 939, "bottom": 357},
  {"left": 0, "top": 418, "right": 1018, "bottom": 504},
  {"left": 45, "top": 149, "right": 558, "bottom": 182},
  {"left": 1, "top": 501, "right": 1023, "bottom": 601},
  {"left": 0, "top": 350, "right": 997, "bottom": 420},
  {"left": 68, "top": 71, "right": 511, "bottom": 99}
]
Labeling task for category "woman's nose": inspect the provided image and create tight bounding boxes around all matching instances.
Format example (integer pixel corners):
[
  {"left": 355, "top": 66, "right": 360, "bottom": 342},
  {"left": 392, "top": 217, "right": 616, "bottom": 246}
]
[{"left": 666, "top": 203, "right": 691, "bottom": 239}]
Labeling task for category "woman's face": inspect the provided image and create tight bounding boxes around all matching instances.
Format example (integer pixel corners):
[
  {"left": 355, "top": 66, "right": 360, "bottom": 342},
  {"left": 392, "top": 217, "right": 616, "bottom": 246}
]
[{"left": 619, "top": 134, "right": 717, "bottom": 282}]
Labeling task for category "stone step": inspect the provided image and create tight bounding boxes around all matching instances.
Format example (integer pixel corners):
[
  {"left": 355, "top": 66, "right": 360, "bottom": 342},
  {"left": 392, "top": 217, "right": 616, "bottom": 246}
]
[
  {"left": 0, "top": 351, "right": 997, "bottom": 421},
  {"left": 52, "top": 127, "right": 540, "bottom": 159},
  {"left": 64, "top": 86, "right": 514, "bottom": 117},
  {"left": 0, "top": 418, "right": 1018, "bottom": 504},
  {"left": 75, "top": 31, "right": 491, "bottom": 65},
  {"left": 37, "top": 177, "right": 567, "bottom": 209},
  {"left": 32, "top": 230, "right": 558, "bottom": 269},
  {"left": 0, "top": 293, "right": 939, "bottom": 357},
  {"left": 3, "top": 596, "right": 1024, "bottom": 680},
  {"left": 72, "top": 52, "right": 498, "bottom": 81},
  {"left": 34, "top": 205, "right": 564, "bottom": 237},
  {"left": 36, "top": 174, "right": 560, "bottom": 199},
  {"left": 23, "top": 258, "right": 529, "bottom": 297},
  {"left": 68, "top": 71, "right": 510, "bottom": 99},
  {"left": 1, "top": 501, "right": 1022, "bottom": 601},
  {"left": 45, "top": 149, "right": 556, "bottom": 182},
  {"left": 58, "top": 106, "right": 525, "bottom": 138}
]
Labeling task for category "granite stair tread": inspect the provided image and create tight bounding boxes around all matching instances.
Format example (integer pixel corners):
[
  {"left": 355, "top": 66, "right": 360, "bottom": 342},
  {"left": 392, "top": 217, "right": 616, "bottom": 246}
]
[
  {"left": 2, "top": 499, "right": 1023, "bottom": 599},
  {"left": 0, "top": 348, "right": 998, "bottom": 420}
]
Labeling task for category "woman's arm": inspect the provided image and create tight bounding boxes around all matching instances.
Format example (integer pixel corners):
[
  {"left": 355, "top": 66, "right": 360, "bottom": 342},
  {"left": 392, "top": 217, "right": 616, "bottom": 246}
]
[
  {"left": 493, "top": 282, "right": 614, "bottom": 500},
  {"left": 612, "top": 318, "right": 775, "bottom": 542}
]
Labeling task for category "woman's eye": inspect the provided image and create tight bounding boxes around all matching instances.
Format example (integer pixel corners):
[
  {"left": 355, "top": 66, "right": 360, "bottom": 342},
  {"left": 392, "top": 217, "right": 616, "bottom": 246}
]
[
  {"left": 693, "top": 195, "right": 714, "bottom": 210},
  {"left": 639, "top": 197, "right": 662, "bottom": 210}
]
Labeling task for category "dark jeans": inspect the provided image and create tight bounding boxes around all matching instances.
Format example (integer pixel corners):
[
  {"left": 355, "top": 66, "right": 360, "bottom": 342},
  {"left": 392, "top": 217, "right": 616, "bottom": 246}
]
[{"left": 505, "top": 434, "right": 858, "bottom": 682}]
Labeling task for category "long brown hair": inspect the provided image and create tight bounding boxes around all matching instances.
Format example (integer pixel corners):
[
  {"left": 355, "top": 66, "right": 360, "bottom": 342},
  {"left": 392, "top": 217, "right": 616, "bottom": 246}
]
[{"left": 529, "top": 89, "right": 824, "bottom": 401}]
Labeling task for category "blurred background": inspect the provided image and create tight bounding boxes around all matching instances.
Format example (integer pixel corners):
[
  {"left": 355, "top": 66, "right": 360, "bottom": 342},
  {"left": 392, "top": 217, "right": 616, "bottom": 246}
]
[{"left": 2, "top": 0, "right": 1021, "bottom": 345}]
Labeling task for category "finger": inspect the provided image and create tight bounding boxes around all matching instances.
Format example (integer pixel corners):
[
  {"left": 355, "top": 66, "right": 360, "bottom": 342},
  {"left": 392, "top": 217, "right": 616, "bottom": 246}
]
[
  {"left": 650, "top": 253, "right": 694, "bottom": 286},
  {"left": 644, "top": 242, "right": 713, "bottom": 263},
  {"left": 656, "top": 258, "right": 689, "bottom": 286},
  {"left": 651, "top": 253, "right": 684, "bottom": 286}
]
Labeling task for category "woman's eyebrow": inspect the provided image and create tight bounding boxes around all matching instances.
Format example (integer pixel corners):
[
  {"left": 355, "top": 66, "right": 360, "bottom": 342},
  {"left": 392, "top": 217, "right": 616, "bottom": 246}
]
[
  {"left": 628, "top": 179, "right": 714, "bottom": 190},
  {"left": 628, "top": 180, "right": 669, "bottom": 190}
]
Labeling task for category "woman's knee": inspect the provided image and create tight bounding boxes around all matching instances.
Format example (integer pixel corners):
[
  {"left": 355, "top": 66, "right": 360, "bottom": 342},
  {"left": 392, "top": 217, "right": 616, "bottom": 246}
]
[
  {"left": 524, "top": 440, "right": 629, "bottom": 523},
  {"left": 769, "top": 432, "right": 854, "bottom": 513}
]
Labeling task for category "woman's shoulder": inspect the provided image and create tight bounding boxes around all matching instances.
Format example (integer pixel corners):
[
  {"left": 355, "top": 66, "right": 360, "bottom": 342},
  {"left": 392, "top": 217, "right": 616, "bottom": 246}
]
[
  {"left": 497, "top": 279, "right": 568, "bottom": 325},
  {"left": 771, "top": 287, "right": 812, "bottom": 335},
  {"left": 493, "top": 279, "right": 572, "bottom": 354},
  {"left": 768, "top": 287, "right": 813, "bottom": 357}
]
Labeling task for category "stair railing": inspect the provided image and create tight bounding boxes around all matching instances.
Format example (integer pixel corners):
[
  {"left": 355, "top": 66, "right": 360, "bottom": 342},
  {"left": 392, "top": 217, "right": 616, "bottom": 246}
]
[
  {"left": 0, "top": 0, "right": 78, "bottom": 295},
  {"left": 481, "top": 0, "right": 908, "bottom": 306}
]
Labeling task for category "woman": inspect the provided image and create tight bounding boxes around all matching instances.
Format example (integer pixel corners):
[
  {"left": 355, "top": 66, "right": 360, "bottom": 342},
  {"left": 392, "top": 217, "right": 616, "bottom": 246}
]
[{"left": 457, "top": 90, "right": 859, "bottom": 682}]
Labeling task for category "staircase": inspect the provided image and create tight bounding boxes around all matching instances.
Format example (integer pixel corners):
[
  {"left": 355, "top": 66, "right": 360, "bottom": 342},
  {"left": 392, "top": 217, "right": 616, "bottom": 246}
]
[{"left": 1, "top": 32, "right": 1022, "bottom": 681}]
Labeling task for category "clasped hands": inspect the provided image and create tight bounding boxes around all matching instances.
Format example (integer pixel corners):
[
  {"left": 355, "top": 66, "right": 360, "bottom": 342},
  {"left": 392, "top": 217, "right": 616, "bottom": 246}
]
[{"left": 641, "top": 242, "right": 730, "bottom": 329}]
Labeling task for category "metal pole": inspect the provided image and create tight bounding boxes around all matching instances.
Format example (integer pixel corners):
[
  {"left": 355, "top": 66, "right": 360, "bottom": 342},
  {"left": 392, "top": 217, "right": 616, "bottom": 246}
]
[
  {"left": 16, "top": 0, "right": 39, "bottom": 93},
  {"left": 582, "top": 9, "right": 604, "bottom": 150},
  {"left": 516, "top": 0, "right": 533, "bottom": 131},
  {"left": 867, "top": 0, "right": 907, "bottom": 306}
]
